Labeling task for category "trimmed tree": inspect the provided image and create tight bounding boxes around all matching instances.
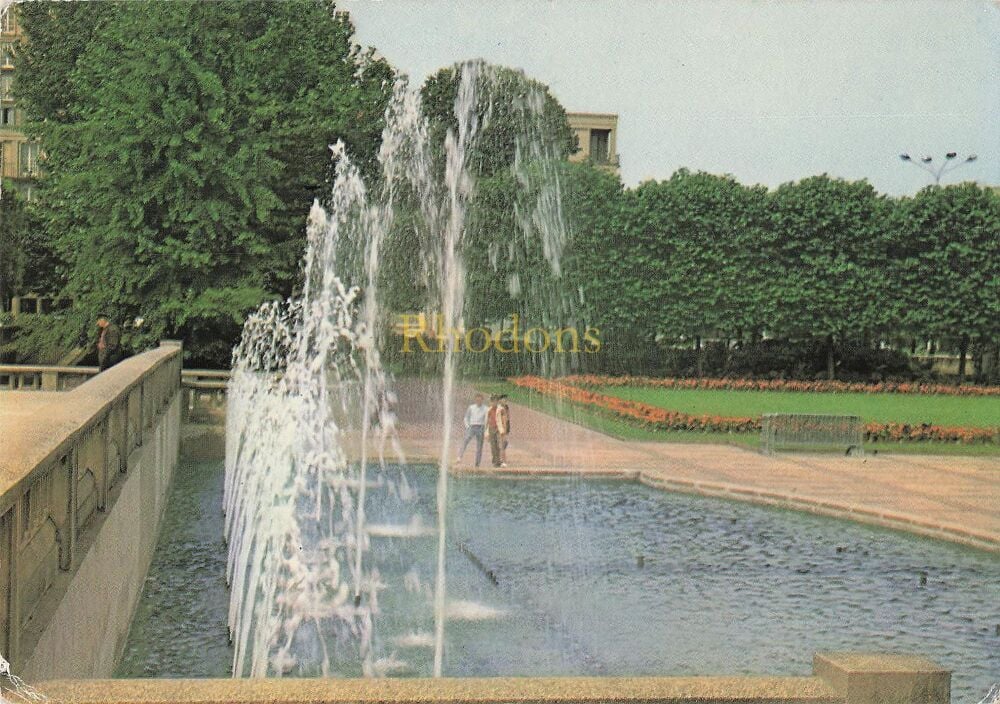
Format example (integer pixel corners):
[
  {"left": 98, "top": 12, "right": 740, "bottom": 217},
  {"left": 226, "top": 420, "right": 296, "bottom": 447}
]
[
  {"left": 891, "top": 183, "right": 1000, "bottom": 383},
  {"left": 764, "top": 175, "right": 893, "bottom": 379}
]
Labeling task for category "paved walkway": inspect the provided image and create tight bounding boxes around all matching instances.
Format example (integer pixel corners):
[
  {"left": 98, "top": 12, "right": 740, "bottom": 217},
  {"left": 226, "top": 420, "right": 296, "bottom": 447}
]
[{"left": 389, "top": 380, "right": 1000, "bottom": 553}]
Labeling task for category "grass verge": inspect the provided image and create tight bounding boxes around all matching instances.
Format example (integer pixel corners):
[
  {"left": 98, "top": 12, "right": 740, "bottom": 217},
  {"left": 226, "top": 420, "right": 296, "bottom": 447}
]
[
  {"left": 594, "top": 386, "right": 1000, "bottom": 428},
  {"left": 476, "top": 381, "right": 1000, "bottom": 457}
]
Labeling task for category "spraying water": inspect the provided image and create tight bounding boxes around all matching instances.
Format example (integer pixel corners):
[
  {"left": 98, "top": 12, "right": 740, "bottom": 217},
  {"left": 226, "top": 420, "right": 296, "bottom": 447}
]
[{"left": 224, "top": 60, "right": 574, "bottom": 678}]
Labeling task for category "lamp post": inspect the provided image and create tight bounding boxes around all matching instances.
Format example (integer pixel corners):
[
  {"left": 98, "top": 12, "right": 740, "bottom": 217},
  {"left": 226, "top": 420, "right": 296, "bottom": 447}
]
[{"left": 898, "top": 152, "right": 978, "bottom": 185}]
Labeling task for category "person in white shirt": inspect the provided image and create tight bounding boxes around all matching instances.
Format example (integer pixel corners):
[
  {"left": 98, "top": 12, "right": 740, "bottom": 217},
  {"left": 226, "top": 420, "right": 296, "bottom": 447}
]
[{"left": 457, "top": 393, "right": 488, "bottom": 467}]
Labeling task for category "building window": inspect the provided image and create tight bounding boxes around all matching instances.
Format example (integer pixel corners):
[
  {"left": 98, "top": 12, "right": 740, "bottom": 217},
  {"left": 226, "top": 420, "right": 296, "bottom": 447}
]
[
  {"left": 1, "top": 106, "right": 14, "bottom": 126},
  {"left": 589, "top": 129, "right": 611, "bottom": 164},
  {"left": 19, "top": 141, "right": 39, "bottom": 177},
  {"left": 0, "top": 75, "right": 12, "bottom": 101},
  {"left": 0, "top": 43, "right": 13, "bottom": 68}
]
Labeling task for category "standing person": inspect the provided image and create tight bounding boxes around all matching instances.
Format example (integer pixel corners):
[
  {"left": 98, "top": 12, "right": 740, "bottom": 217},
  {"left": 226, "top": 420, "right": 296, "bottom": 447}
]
[
  {"left": 457, "top": 393, "right": 488, "bottom": 467},
  {"left": 485, "top": 394, "right": 508, "bottom": 468},
  {"left": 499, "top": 394, "right": 511, "bottom": 465},
  {"left": 96, "top": 314, "right": 122, "bottom": 371}
]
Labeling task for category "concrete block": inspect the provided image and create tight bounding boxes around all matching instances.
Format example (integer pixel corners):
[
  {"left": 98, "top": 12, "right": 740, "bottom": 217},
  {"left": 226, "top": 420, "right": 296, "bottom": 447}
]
[{"left": 815, "top": 652, "right": 950, "bottom": 704}]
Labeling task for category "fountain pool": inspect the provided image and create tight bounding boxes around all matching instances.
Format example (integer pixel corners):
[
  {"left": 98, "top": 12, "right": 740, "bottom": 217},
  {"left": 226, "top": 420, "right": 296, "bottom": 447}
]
[{"left": 118, "top": 457, "right": 999, "bottom": 701}]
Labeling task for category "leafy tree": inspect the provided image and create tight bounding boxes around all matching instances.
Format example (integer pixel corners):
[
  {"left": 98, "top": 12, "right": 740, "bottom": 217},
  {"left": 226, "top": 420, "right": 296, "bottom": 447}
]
[
  {"left": 890, "top": 183, "right": 1000, "bottom": 383},
  {"left": 626, "top": 171, "right": 770, "bottom": 347},
  {"left": 765, "top": 175, "right": 892, "bottom": 379},
  {"left": 14, "top": 2, "right": 117, "bottom": 126},
  {"left": 0, "top": 184, "right": 54, "bottom": 309},
  {"left": 420, "top": 61, "right": 575, "bottom": 179},
  {"left": 19, "top": 0, "right": 394, "bottom": 365},
  {"left": 559, "top": 161, "right": 627, "bottom": 328},
  {"left": 372, "top": 61, "right": 579, "bottom": 374}
]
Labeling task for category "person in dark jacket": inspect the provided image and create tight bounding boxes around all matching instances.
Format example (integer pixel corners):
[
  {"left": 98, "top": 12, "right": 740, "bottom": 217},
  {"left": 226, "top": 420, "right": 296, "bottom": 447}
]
[{"left": 96, "top": 315, "right": 122, "bottom": 371}]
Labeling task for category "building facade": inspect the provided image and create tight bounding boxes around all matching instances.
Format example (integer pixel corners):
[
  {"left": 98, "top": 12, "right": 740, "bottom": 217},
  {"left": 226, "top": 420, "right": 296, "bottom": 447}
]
[
  {"left": 1, "top": 6, "right": 38, "bottom": 198},
  {"left": 566, "top": 112, "right": 619, "bottom": 174}
]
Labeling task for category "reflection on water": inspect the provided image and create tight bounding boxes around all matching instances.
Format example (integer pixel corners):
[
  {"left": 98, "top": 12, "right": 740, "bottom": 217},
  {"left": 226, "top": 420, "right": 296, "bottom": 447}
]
[{"left": 118, "top": 459, "right": 999, "bottom": 702}]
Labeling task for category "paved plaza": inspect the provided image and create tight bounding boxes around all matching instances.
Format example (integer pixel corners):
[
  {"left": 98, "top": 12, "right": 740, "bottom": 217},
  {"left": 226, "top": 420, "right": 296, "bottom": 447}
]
[{"left": 389, "top": 380, "right": 1000, "bottom": 553}]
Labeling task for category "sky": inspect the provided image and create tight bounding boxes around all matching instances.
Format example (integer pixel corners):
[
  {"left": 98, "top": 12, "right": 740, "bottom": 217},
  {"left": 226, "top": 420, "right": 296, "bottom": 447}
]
[{"left": 343, "top": 0, "right": 1000, "bottom": 195}]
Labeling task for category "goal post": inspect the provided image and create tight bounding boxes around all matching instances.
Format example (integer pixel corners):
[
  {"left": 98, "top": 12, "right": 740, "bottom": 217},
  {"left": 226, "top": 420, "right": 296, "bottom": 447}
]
[{"left": 761, "top": 413, "right": 864, "bottom": 456}]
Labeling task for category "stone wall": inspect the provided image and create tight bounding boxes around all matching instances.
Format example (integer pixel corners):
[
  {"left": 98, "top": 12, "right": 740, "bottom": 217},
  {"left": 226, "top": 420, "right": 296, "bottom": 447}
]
[{"left": 0, "top": 343, "right": 182, "bottom": 678}]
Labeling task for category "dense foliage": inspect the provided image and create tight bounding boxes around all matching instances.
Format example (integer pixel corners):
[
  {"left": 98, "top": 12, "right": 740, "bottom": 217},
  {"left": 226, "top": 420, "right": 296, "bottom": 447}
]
[
  {"left": 890, "top": 184, "right": 1000, "bottom": 380},
  {"left": 420, "top": 62, "right": 575, "bottom": 179},
  {"left": 381, "top": 61, "right": 579, "bottom": 377},
  {"left": 17, "top": 0, "right": 393, "bottom": 365},
  {"left": 0, "top": 186, "right": 48, "bottom": 306},
  {"left": 565, "top": 172, "right": 999, "bottom": 383}
]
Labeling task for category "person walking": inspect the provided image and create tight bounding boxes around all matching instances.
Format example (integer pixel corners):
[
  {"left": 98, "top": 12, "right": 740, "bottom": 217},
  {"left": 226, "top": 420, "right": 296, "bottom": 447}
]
[
  {"left": 499, "top": 394, "right": 511, "bottom": 465},
  {"left": 485, "top": 394, "right": 508, "bottom": 468},
  {"left": 96, "top": 314, "right": 122, "bottom": 371},
  {"left": 457, "top": 393, "right": 488, "bottom": 467}
]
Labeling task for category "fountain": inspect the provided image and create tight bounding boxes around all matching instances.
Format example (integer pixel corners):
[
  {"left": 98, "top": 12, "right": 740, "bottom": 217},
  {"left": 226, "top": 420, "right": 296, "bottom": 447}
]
[{"left": 223, "top": 61, "right": 575, "bottom": 678}]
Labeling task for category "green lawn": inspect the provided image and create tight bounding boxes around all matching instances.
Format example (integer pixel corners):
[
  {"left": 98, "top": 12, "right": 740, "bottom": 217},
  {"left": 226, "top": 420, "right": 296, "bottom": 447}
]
[
  {"left": 475, "top": 381, "right": 1000, "bottom": 456},
  {"left": 595, "top": 386, "right": 1000, "bottom": 428}
]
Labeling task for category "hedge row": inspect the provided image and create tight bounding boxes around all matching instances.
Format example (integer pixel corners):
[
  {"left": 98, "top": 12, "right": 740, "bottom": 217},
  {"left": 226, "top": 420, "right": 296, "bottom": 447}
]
[{"left": 561, "top": 374, "right": 1000, "bottom": 397}]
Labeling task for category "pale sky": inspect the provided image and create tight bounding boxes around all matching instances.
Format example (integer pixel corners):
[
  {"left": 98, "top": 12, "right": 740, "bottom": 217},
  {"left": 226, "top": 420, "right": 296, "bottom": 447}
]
[{"left": 343, "top": 0, "right": 1000, "bottom": 195}]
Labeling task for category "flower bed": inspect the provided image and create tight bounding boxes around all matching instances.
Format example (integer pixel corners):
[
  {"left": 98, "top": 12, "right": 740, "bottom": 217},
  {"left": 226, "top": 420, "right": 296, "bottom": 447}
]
[
  {"left": 864, "top": 423, "right": 996, "bottom": 445},
  {"left": 509, "top": 376, "right": 998, "bottom": 445},
  {"left": 560, "top": 374, "right": 1000, "bottom": 397}
]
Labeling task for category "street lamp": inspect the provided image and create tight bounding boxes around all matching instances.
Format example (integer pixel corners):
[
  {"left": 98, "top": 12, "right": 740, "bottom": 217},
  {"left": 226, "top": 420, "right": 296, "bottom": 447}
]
[{"left": 899, "top": 152, "right": 978, "bottom": 185}]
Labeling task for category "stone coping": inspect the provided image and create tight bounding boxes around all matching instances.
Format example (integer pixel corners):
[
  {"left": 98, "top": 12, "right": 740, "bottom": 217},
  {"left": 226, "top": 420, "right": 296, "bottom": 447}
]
[
  {"left": 35, "top": 675, "right": 838, "bottom": 704},
  {"left": 442, "top": 464, "right": 1000, "bottom": 554},
  {"left": 0, "top": 364, "right": 99, "bottom": 375},
  {"left": 0, "top": 365, "right": 229, "bottom": 381},
  {"left": 182, "top": 369, "right": 231, "bottom": 379},
  {"left": 0, "top": 344, "right": 181, "bottom": 506},
  {"left": 815, "top": 653, "right": 948, "bottom": 676}
]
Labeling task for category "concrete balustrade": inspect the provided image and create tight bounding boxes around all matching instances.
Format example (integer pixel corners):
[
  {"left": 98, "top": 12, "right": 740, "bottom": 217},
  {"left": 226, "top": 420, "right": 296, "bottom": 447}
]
[
  {"left": 0, "top": 342, "right": 183, "bottom": 678},
  {"left": 181, "top": 368, "right": 229, "bottom": 414},
  {"left": 0, "top": 364, "right": 230, "bottom": 412},
  {"left": 8, "top": 295, "right": 75, "bottom": 318},
  {"left": 0, "top": 365, "right": 99, "bottom": 391}
]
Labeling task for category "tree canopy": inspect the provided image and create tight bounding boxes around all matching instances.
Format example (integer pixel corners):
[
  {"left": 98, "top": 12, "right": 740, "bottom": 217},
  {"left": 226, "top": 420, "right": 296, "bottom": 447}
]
[
  {"left": 420, "top": 61, "right": 576, "bottom": 179},
  {"left": 19, "top": 0, "right": 394, "bottom": 364},
  {"left": 890, "top": 184, "right": 1000, "bottom": 377}
]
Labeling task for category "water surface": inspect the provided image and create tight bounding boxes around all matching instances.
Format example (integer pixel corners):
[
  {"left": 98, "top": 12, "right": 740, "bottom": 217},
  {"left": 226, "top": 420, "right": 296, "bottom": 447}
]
[{"left": 118, "top": 459, "right": 999, "bottom": 702}]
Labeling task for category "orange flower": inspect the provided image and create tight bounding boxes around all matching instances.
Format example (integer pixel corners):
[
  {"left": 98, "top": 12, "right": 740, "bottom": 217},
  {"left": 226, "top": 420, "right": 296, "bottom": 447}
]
[{"left": 560, "top": 374, "right": 999, "bottom": 397}]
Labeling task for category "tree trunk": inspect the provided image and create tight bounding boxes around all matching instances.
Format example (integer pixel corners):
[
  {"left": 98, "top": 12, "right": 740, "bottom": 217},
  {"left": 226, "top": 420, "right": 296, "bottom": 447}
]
[
  {"left": 973, "top": 341, "right": 983, "bottom": 383},
  {"left": 956, "top": 335, "right": 969, "bottom": 386},
  {"left": 695, "top": 335, "right": 703, "bottom": 378},
  {"left": 826, "top": 334, "right": 836, "bottom": 380},
  {"left": 991, "top": 342, "right": 1000, "bottom": 385}
]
